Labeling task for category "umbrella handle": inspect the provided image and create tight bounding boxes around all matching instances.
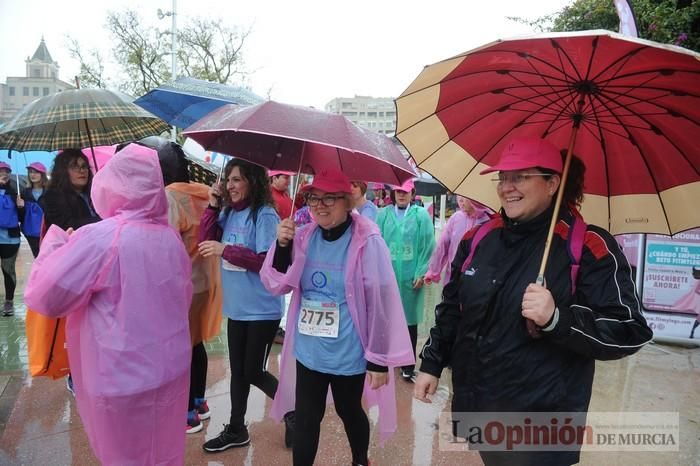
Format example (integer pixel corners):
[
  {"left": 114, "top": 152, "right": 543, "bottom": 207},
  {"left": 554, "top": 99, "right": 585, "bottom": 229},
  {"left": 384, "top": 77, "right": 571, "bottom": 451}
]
[{"left": 289, "top": 143, "right": 306, "bottom": 219}]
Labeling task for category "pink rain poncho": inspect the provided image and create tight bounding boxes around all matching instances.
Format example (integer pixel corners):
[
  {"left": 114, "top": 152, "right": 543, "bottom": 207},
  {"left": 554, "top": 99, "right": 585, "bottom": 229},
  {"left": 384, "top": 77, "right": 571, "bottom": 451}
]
[
  {"left": 425, "top": 207, "right": 491, "bottom": 285},
  {"left": 260, "top": 213, "right": 414, "bottom": 442},
  {"left": 24, "top": 144, "right": 193, "bottom": 466}
]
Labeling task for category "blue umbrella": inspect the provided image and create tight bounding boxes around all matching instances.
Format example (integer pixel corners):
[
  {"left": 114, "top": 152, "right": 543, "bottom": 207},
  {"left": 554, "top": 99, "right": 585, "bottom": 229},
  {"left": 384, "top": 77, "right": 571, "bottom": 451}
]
[{"left": 134, "top": 77, "right": 265, "bottom": 129}]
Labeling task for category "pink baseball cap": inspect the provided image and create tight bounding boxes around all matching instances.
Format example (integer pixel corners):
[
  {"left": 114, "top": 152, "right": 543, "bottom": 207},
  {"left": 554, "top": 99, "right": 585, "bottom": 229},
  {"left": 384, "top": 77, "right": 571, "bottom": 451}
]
[
  {"left": 301, "top": 168, "right": 352, "bottom": 194},
  {"left": 480, "top": 136, "right": 562, "bottom": 175},
  {"left": 391, "top": 178, "right": 415, "bottom": 192},
  {"left": 0, "top": 162, "right": 11, "bottom": 172},
  {"left": 27, "top": 162, "right": 47, "bottom": 173},
  {"left": 268, "top": 170, "right": 294, "bottom": 177}
]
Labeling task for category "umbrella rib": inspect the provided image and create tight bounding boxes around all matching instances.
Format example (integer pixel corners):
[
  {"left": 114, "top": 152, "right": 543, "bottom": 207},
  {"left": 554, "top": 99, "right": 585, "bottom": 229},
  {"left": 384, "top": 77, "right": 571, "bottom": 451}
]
[
  {"left": 550, "top": 39, "right": 584, "bottom": 82},
  {"left": 598, "top": 89, "right": 700, "bottom": 127},
  {"left": 589, "top": 45, "right": 648, "bottom": 83},
  {"left": 596, "top": 69, "right": 700, "bottom": 88},
  {"left": 502, "top": 74, "right": 572, "bottom": 115},
  {"left": 520, "top": 52, "right": 574, "bottom": 114},
  {"left": 591, "top": 92, "right": 674, "bottom": 231},
  {"left": 596, "top": 92, "right": 700, "bottom": 178},
  {"left": 586, "top": 94, "right": 613, "bottom": 231}
]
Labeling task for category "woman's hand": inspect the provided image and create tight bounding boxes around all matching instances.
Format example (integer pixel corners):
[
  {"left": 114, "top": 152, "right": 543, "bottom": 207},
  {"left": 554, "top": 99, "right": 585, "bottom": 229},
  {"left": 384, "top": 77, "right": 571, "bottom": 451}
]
[
  {"left": 414, "top": 372, "right": 438, "bottom": 403},
  {"left": 521, "top": 283, "right": 556, "bottom": 326},
  {"left": 16, "top": 196, "right": 24, "bottom": 208},
  {"left": 412, "top": 277, "right": 425, "bottom": 289},
  {"left": 277, "top": 218, "right": 296, "bottom": 247},
  {"left": 367, "top": 371, "right": 388, "bottom": 390},
  {"left": 208, "top": 182, "right": 223, "bottom": 207},
  {"left": 198, "top": 240, "right": 225, "bottom": 258}
]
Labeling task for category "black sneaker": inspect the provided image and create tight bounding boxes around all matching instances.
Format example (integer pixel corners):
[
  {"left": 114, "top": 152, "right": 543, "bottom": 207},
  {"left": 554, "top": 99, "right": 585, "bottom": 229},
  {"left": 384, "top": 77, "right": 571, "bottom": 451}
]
[
  {"left": 203, "top": 424, "right": 250, "bottom": 452},
  {"left": 283, "top": 411, "right": 295, "bottom": 448}
]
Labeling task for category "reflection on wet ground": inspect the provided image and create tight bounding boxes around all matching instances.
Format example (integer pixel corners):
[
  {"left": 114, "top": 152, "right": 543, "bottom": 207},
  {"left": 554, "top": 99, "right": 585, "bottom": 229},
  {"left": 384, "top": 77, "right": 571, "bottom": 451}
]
[{"left": 1, "top": 243, "right": 698, "bottom": 465}]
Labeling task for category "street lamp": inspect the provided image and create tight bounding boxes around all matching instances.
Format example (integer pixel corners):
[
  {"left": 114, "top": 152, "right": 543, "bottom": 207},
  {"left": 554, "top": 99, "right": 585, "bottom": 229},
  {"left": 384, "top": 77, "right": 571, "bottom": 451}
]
[{"left": 157, "top": 1, "right": 178, "bottom": 141}]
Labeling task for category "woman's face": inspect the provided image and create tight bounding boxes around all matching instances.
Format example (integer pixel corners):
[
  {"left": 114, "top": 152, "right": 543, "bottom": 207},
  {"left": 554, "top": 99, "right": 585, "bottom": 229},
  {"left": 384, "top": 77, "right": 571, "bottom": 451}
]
[
  {"left": 457, "top": 196, "right": 474, "bottom": 214},
  {"left": 496, "top": 169, "right": 560, "bottom": 223},
  {"left": 394, "top": 189, "right": 412, "bottom": 208},
  {"left": 226, "top": 166, "right": 250, "bottom": 203},
  {"left": 28, "top": 168, "right": 42, "bottom": 184},
  {"left": 350, "top": 182, "right": 364, "bottom": 201},
  {"left": 308, "top": 188, "right": 349, "bottom": 229},
  {"left": 0, "top": 169, "right": 10, "bottom": 185},
  {"left": 68, "top": 157, "right": 90, "bottom": 190}
]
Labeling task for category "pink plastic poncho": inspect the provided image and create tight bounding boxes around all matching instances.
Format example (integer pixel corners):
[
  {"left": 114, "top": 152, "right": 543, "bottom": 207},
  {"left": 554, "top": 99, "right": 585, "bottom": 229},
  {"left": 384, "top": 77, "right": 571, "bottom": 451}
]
[
  {"left": 425, "top": 208, "right": 491, "bottom": 285},
  {"left": 260, "top": 213, "right": 414, "bottom": 443},
  {"left": 24, "top": 144, "right": 193, "bottom": 466}
]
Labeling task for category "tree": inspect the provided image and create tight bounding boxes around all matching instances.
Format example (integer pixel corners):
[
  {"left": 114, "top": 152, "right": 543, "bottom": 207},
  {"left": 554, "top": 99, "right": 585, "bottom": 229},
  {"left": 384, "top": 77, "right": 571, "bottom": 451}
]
[
  {"left": 510, "top": 0, "right": 700, "bottom": 52},
  {"left": 68, "top": 9, "right": 251, "bottom": 95}
]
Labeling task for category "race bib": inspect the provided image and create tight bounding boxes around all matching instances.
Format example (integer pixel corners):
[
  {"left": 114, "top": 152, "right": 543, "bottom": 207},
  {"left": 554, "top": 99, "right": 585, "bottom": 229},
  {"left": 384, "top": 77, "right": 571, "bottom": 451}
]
[
  {"left": 298, "top": 299, "right": 339, "bottom": 338},
  {"left": 391, "top": 244, "right": 414, "bottom": 261},
  {"left": 221, "top": 241, "right": 246, "bottom": 272}
]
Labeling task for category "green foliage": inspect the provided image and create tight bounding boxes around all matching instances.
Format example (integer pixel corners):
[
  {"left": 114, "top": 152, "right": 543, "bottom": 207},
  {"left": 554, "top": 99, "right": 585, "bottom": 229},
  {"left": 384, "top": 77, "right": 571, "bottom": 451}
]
[{"left": 511, "top": 0, "right": 700, "bottom": 52}]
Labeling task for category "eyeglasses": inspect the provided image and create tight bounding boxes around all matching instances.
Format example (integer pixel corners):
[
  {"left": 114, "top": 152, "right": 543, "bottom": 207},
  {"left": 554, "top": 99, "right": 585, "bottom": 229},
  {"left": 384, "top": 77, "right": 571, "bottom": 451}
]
[
  {"left": 305, "top": 194, "right": 345, "bottom": 207},
  {"left": 491, "top": 172, "right": 550, "bottom": 187},
  {"left": 68, "top": 163, "right": 90, "bottom": 172}
]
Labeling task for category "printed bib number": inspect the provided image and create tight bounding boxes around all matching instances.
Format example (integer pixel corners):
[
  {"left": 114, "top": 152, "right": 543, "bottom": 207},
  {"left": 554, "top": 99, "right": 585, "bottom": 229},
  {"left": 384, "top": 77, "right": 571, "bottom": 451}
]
[
  {"left": 221, "top": 241, "right": 246, "bottom": 272},
  {"left": 298, "top": 299, "right": 339, "bottom": 338},
  {"left": 391, "top": 244, "right": 414, "bottom": 261}
]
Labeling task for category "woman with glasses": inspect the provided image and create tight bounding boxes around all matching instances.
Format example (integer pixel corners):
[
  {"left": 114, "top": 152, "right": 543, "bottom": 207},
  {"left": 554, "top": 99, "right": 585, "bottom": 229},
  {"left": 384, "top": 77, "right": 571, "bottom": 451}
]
[
  {"left": 376, "top": 178, "right": 435, "bottom": 382},
  {"left": 41, "top": 149, "right": 100, "bottom": 231},
  {"left": 197, "top": 158, "right": 286, "bottom": 452},
  {"left": 414, "top": 136, "right": 652, "bottom": 466},
  {"left": 0, "top": 162, "right": 22, "bottom": 316},
  {"left": 261, "top": 168, "right": 413, "bottom": 466},
  {"left": 20, "top": 162, "right": 49, "bottom": 258}
]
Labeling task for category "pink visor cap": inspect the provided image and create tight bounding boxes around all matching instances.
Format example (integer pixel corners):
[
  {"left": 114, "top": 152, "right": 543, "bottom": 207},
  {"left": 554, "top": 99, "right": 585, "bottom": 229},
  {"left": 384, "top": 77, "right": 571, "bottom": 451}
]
[
  {"left": 268, "top": 170, "right": 295, "bottom": 177},
  {"left": 480, "top": 136, "right": 562, "bottom": 175},
  {"left": 27, "top": 162, "right": 47, "bottom": 173},
  {"left": 301, "top": 168, "right": 352, "bottom": 194},
  {"left": 0, "top": 162, "right": 11, "bottom": 172},
  {"left": 391, "top": 178, "right": 415, "bottom": 192}
]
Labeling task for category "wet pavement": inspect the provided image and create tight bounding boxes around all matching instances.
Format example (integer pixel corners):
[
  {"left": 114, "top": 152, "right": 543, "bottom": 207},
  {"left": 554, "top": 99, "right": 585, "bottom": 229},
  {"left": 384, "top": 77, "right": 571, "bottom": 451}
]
[{"left": 0, "top": 241, "right": 699, "bottom": 465}]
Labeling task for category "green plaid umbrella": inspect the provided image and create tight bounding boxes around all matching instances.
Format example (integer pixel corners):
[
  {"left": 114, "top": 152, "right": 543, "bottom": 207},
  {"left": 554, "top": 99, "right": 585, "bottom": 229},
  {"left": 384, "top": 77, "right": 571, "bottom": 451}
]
[{"left": 0, "top": 88, "right": 169, "bottom": 152}]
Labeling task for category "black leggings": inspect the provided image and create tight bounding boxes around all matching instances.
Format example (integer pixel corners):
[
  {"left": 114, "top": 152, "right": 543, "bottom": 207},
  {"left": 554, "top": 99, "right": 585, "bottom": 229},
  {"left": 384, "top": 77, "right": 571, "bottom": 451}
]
[
  {"left": 402, "top": 324, "right": 418, "bottom": 372},
  {"left": 227, "top": 318, "right": 280, "bottom": 428},
  {"left": 188, "top": 342, "right": 208, "bottom": 411},
  {"left": 26, "top": 236, "right": 40, "bottom": 258},
  {"left": 0, "top": 243, "right": 19, "bottom": 301},
  {"left": 294, "top": 361, "right": 369, "bottom": 466}
]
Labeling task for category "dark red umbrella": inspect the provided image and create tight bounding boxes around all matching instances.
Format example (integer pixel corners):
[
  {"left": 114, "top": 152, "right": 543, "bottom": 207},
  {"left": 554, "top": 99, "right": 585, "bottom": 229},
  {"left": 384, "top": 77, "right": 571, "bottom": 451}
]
[{"left": 183, "top": 100, "right": 416, "bottom": 187}]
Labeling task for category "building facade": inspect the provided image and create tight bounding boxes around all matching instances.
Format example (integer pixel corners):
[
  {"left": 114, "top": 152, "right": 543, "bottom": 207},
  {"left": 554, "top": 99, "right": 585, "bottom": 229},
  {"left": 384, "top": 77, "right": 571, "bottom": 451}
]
[
  {"left": 0, "top": 38, "right": 74, "bottom": 123},
  {"left": 325, "top": 95, "right": 397, "bottom": 136}
]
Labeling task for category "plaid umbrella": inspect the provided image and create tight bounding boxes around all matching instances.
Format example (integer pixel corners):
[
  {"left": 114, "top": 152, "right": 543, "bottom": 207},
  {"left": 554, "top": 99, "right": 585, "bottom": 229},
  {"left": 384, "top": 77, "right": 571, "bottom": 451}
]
[{"left": 0, "top": 88, "right": 169, "bottom": 153}]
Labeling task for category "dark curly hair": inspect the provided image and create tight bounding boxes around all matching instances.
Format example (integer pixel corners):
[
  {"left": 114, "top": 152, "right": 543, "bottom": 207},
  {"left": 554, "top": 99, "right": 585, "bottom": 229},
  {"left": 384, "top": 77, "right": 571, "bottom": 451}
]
[
  {"left": 539, "top": 150, "right": 586, "bottom": 208},
  {"left": 47, "top": 149, "right": 93, "bottom": 194},
  {"left": 222, "top": 158, "right": 273, "bottom": 217}
]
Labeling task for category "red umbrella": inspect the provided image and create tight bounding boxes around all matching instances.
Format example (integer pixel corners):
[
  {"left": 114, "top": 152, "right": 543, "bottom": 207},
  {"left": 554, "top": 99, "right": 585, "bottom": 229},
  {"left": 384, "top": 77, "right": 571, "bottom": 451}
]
[
  {"left": 182, "top": 100, "right": 416, "bottom": 187},
  {"left": 396, "top": 30, "right": 700, "bottom": 281}
]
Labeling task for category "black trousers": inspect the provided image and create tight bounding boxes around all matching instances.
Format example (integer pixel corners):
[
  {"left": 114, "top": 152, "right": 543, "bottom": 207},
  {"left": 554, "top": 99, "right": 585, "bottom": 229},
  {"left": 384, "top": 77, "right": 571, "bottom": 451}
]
[
  {"left": 294, "top": 361, "right": 369, "bottom": 466},
  {"left": 188, "top": 342, "right": 208, "bottom": 411},
  {"left": 402, "top": 324, "right": 418, "bottom": 372},
  {"left": 0, "top": 243, "right": 19, "bottom": 301},
  {"left": 227, "top": 318, "right": 280, "bottom": 428}
]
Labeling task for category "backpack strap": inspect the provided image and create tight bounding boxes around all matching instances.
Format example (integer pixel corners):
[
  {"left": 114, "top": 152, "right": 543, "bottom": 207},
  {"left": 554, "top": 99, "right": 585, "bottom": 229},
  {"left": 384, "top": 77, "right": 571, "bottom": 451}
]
[
  {"left": 566, "top": 206, "right": 586, "bottom": 295},
  {"left": 460, "top": 217, "right": 502, "bottom": 273}
]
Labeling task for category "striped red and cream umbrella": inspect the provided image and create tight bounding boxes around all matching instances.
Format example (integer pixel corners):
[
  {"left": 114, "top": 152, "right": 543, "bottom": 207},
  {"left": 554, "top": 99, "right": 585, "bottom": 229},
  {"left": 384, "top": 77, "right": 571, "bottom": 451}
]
[{"left": 396, "top": 30, "right": 700, "bottom": 237}]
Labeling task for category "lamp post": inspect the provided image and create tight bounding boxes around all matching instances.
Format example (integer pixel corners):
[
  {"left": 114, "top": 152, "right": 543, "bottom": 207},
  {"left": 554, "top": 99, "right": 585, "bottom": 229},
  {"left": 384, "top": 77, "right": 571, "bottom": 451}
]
[{"left": 157, "top": 0, "right": 178, "bottom": 141}]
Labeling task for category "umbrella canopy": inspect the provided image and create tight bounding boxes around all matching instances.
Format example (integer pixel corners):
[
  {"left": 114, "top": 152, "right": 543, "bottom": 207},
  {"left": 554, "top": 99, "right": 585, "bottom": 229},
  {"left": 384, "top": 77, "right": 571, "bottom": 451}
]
[
  {"left": 134, "top": 77, "right": 266, "bottom": 128},
  {"left": 0, "top": 88, "right": 169, "bottom": 152},
  {"left": 183, "top": 100, "right": 417, "bottom": 186},
  {"left": 396, "top": 30, "right": 700, "bottom": 236}
]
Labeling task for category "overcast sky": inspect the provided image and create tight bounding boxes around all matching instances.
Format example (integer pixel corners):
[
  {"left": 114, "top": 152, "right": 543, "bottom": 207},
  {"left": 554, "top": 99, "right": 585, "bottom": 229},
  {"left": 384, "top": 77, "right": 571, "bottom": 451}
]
[{"left": 0, "top": 0, "right": 574, "bottom": 108}]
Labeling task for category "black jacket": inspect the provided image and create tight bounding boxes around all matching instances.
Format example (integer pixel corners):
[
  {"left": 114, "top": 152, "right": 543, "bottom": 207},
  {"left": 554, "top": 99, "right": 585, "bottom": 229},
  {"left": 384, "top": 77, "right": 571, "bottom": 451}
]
[
  {"left": 420, "top": 206, "right": 652, "bottom": 416},
  {"left": 39, "top": 188, "right": 100, "bottom": 231}
]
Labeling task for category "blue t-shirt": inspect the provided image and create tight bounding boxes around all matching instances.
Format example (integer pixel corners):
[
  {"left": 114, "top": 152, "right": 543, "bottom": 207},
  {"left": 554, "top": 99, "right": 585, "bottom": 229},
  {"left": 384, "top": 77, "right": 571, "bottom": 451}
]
[
  {"left": 295, "top": 227, "right": 365, "bottom": 375},
  {"left": 32, "top": 189, "right": 43, "bottom": 201},
  {"left": 219, "top": 205, "right": 283, "bottom": 321},
  {"left": 358, "top": 200, "right": 378, "bottom": 222}
]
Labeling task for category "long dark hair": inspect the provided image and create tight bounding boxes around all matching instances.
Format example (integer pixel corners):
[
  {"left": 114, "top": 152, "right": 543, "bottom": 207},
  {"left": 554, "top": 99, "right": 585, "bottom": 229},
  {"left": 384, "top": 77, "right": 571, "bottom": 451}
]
[
  {"left": 222, "top": 158, "right": 273, "bottom": 217},
  {"left": 539, "top": 150, "right": 585, "bottom": 208},
  {"left": 48, "top": 149, "right": 93, "bottom": 193},
  {"left": 28, "top": 169, "right": 49, "bottom": 190}
]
